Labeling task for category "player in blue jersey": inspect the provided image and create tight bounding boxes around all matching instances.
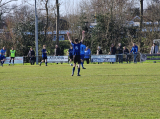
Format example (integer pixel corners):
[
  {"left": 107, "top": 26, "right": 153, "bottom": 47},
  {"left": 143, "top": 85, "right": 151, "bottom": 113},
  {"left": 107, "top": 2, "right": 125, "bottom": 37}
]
[
  {"left": 68, "top": 46, "right": 73, "bottom": 65},
  {"left": 39, "top": 45, "right": 48, "bottom": 66},
  {"left": 0, "top": 46, "right": 7, "bottom": 67},
  {"left": 80, "top": 44, "right": 86, "bottom": 69},
  {"left": 84, "top": 46, "right": 91, "bottom": 64},
  {"left": 67, "top": 31, "right": 85, "bottom": 76}
]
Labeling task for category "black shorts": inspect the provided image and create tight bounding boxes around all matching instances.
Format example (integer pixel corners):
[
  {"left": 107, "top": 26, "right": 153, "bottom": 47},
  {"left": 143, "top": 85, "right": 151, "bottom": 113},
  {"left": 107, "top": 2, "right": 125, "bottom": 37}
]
[
  {"left": 73, "top": 55, "right": 81, "bottom": 64},
  {"left": 11, "top": 57, "right": 15, "bottom": 59},
  {"left": 42, "top": 57, "right": 47, "bottom": 60},
  {"left": 69, "top": 55, "right": 73, "bottom": 60}
]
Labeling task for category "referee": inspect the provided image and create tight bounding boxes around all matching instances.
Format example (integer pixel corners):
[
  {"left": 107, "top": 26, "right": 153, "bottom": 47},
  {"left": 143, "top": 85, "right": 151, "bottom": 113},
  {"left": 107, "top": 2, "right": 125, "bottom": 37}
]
[{"left": 67, "top": 31, "right": 85, "bottom": 76}]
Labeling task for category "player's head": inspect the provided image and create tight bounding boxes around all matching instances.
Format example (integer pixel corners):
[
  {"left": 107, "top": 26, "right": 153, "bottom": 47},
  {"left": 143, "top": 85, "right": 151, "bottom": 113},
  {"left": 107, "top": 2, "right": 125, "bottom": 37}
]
[
  {"left": 43, "top": 45, "right": 46, "bottom": 49},
  {"left": 30, "top": 47, "right": 33, "bottom": 50},
  {"left": 97, "top": 46, "right": 100, "bottom": 50},
  {"left": 55, "top": 45, "right": 58, "bottom": 48},
  {"left": 70, "top": 46, "right": 73, "bottom": 49},
  {"left": 133, "top": 43, "right": 135, "bottom": 47},
  {"left": 3, "top": 46, "right": 5, "bottom": 50},
  {"left": 111, "top": 44, "right": 114, "bottom": 47},
  {"left": 153, "top": 43, "right": 156, "bottom": 46},
  {"left": 86, "top": 46, "right": 88, "bottom": 50},
  {"left": 11, "top": 47, "right": 14, "bottom": 50},
  {"left": 118, "top": 43, "right": 121, "bottom": 46},
  {"left": 74, "top": 38, "right": 79, "bottom": 43}
]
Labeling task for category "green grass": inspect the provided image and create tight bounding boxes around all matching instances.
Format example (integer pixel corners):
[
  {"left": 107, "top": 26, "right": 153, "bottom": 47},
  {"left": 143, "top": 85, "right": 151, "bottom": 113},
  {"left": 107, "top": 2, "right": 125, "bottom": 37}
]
[{"left": 0, "top": 63, "right": 160, "bottom": 119}]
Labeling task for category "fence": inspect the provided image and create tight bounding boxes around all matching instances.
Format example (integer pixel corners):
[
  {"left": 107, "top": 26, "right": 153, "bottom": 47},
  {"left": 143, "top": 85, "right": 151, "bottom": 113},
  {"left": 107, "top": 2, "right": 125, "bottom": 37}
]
[{"left": 6, "top": 53, "right": 160, "bottom": 65}]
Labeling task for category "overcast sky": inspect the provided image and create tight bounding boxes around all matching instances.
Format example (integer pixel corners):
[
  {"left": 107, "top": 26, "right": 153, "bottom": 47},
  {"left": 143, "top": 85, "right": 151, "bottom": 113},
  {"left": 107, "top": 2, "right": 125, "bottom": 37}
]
[{"left": 5, "top": 0, "right": 152, "bottom": 15}]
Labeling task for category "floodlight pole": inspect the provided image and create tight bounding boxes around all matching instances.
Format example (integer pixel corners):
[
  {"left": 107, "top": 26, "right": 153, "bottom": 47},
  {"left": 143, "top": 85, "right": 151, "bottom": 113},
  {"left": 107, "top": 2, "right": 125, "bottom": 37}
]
[
  {"left": 140, "top": 0, "right": 143, "bottom": 31},
  {"left": 56, "top": 0, "right": 59, "bottom": 45},
  {"left": 35, "top": 0, "right": 38, "bottom": 64}
]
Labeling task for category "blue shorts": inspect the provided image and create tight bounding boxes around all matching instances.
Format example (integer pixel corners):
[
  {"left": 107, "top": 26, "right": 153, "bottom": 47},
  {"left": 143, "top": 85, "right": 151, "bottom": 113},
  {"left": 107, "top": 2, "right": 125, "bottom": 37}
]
[
  {"left": 80, "top": 54, "right": 84, "bottom": 60},
  {"left": 1, "top": 55, "right": 5, "bottom": 60}
]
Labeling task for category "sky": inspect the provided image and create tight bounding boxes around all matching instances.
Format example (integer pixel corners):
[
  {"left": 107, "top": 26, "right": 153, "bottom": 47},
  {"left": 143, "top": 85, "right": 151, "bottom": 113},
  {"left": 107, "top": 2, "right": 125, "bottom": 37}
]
[{"left": 5, "top": 0, "right": 152, "bottom": 15}]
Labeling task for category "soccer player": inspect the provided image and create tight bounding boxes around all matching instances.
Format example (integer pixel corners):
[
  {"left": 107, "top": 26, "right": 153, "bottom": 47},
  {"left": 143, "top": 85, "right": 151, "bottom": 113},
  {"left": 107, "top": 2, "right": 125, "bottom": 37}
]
[
  {"left": 9, "top": 47, "right": 16, "bottom": 65},
  {"left": 39, "top": 45, "right": 48, "bottom": 66},
  {"left": 84, "top": 46, "right": 91, "bottom": 64},
  {"left": 0, "top": 46, "right": 7, "bottom": 67},
  {"left": 67, "top": 31, "right": 85, "bottom": 76},
  {"left": 68, "top": 46, "right": 73, "bottom": 65},
  {"left": 80, "top": 43, "right": 86, "bottom": 69}
]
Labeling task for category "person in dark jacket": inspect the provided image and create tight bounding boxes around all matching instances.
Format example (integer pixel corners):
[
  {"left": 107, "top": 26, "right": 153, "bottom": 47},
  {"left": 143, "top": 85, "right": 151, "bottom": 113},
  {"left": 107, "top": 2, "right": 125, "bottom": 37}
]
[
  {"left": 110, "top": 44, "right": 116, "bottom": 64},
  {"left": 28, "top": 47, "right": 35, "bottom": 65},
  {"left": 97, "top": 46, "right": 102, "bottom": 55},
  {"left": 97, "top": 46, "right": 102, "bottom": 64},
  {"left": 117, "top": 43, "right": 123, "bottom": 63},
  {"left": 123, "top": 46, "right": 131, "bottom": 63},
  {"left": 54, "top": 45, "right": 61, "bottom": 56},
  {"left": 110, "top": 44, "right": 116, "bottom": 55}
]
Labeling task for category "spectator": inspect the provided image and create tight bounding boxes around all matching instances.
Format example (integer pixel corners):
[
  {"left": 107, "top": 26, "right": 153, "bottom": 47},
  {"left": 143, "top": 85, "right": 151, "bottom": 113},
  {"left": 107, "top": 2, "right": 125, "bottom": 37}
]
[
  {"left": 117, "top": 43, "right": 123, "bottom": 63},
  {"left": 123, "top": 46, "right": 131, "bottom": 63},
  {"left": 110, "top": 44, "right": 116, "bottom": 64},
  {"left": 110, "top": 44, "right": 116, "bottom": 55},
  {"left": 84, "top": 46, "right": 91, "bottom": 64},
  {"left": 150, "top": 43, "right": 159, "bottom": 54},
  {"left": 54, "top": 45, "right": 61, "bottom": 56},
  {"left": 28, "top": 47, "right": 35, "bottom": 65},
  {"left": 97, "top": 46, "right": 102, "bottom": 64},
  {"left": 97, "top": 46, "right": 102, "bottom": 55},
  {"left": 130, "top": 43, "right": 138, "bottom": 63}
]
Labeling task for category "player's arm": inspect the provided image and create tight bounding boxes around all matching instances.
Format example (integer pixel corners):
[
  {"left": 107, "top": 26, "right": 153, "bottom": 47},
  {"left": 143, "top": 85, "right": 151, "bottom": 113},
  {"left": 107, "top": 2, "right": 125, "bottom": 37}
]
[
  {"left": 81, "top": 31, "right": 85, "bottom": 43},
  {"left": 130, "top": 47, "right": 133, "bottom": 53},
  {"left": 67, "top": 32, "right": 72, "bottom": 43}
]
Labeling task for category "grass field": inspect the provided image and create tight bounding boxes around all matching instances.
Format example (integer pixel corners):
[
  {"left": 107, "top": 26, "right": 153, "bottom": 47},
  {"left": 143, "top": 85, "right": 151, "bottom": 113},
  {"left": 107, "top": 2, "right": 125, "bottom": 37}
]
[{"left": 0, "top": 63, "right": 160, "bottom": 119}]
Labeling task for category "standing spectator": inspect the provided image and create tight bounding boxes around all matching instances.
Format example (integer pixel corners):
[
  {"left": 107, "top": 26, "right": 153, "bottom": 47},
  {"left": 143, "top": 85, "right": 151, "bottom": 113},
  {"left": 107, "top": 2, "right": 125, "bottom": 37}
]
[
  {"left": 150, "top": 43, "right": 159, "bottom": 54},
  {"left": 123, "top": 46, "right": 131, "bottom": 63},
  {"left": 110, "top": 44, "right": 116, "bottom": 55},
  {"left": 97, "top": 46, "right": 102, "bottom": 55},
  {"left": 97, "top": 46, "right": 102, "bottom": 64},
  {"left": 84, "top": 46, "right": 91, "bottom": 64},
  {"left": 28, "top": 47, "right": 35, "bottom": 65},
  {"left": 110, "top": 44, "right": 116, "bottom": 64},
  {"left": 117, "top": 43, "right": 123, "bottom": 63},
  {"left": 54, "top": 45, "right": 61, "bottom": 56},
  {"left": 130, "top": 43, "right": 138, "bottom": 63}
]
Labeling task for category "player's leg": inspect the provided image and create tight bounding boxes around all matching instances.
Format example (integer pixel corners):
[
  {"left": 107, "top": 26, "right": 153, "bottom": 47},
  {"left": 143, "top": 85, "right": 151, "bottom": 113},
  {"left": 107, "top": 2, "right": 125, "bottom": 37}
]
[
  {"left": 0, "top": 56, "right": 2, "bottom": 67},
  {"left": 9, "top": 57, "right": 11, "bottom": 65},
  {"left": 81, "top": 54, "right": 86, "bottom": 69},
  {"left": 45, "top": 58, "right": 47, "bottom": 66},
  {"left": 72, "top": 55, "right": 76, "bottom": 76},
  {"left": 86, "top": 58, "right": 89, "bottom": 64},
  {"left": 77, "top": 55, "right": 81, "bottom": 76},
  {"left": 12, "top": 58, "right": 15, "bottom": 65},
  {"left": 39, "top": 59, "right": 44, "bottom": 66},
  {"left": 1, "top": 56, "right": 5, "bottom": 67}
]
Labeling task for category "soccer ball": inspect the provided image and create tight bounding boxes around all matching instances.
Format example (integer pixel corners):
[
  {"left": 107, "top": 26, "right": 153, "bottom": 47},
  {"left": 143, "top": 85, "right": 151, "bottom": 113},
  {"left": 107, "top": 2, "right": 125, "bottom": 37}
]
[{"left": 70, "top": 63, "right": 73, "bottom": 66}]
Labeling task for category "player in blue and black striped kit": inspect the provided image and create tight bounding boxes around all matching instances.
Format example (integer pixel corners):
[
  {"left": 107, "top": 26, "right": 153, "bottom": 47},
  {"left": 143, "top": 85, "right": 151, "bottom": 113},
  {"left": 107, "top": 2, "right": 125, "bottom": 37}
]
[
  {"left": 80, "top": 44, "right": 86, "bottom": 69},
  {"left": 67, "top": 31, "right": 85, "bottom": 76},
  {"left": 39, "top": 45, "right": 48, "bottom": 66},
  {"left": 0, "top": 46, "right": 7, "bottom": 67},
  {"left": 68, "top": 46, "right": 73, "bottom": 65}
]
